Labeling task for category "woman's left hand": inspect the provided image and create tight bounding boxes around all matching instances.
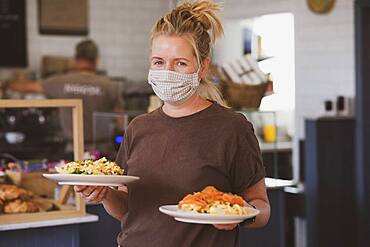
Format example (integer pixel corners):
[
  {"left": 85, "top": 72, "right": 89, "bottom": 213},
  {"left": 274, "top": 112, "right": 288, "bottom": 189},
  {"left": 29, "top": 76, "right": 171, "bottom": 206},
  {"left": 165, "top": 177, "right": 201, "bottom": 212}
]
[{"left": 213, "top": 223, "right": 238, "bottom": 230}]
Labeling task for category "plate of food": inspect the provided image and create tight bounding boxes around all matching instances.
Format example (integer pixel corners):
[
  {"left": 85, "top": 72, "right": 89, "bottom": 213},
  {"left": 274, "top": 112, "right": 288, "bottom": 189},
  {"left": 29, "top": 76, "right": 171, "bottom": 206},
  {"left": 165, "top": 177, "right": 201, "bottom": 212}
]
[
  {"left": 159, "top": 186, "right": 259, "bottom": 224},
  {"left": 43, "top": 157, "right": 139, "bottom": 186}
]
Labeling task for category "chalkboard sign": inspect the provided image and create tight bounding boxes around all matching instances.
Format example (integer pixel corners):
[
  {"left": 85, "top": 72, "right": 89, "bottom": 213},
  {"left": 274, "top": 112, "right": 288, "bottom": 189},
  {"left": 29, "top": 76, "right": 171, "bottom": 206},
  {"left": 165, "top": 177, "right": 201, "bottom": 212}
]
[{"left": 0, "top": 0, "right": 27, "bottom": 67}]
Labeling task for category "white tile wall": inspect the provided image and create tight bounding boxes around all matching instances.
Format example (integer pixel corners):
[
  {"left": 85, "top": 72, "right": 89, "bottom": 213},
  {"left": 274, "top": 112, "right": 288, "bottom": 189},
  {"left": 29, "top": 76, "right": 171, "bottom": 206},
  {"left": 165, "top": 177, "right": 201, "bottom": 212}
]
[
  {"left": 219, "top": 0, "right": 355, "bottom": 139},
  {"left": 25, "top": 0, "right": 170, "bottom": 81},
  {"left": 294, "top": 0, "right": 355, "bottom": 138}
]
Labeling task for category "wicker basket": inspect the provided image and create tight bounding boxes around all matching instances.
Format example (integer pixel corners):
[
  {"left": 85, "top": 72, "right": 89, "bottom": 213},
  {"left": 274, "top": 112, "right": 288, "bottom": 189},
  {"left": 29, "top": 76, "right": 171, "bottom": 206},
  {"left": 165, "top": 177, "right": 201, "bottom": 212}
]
[
  {"left": 220, "top": 80, "right": 272, "bottom": 110},
  {"left": 207, "top": 64, "right": 272, "bottom": 110}
]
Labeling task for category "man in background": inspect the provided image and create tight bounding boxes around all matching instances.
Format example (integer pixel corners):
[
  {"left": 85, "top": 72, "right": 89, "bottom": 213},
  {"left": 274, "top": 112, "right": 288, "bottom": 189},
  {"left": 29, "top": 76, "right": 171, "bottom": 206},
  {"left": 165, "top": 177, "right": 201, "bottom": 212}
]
[{"left": 9, "top": 39, "right": 125, "bottom": 151}]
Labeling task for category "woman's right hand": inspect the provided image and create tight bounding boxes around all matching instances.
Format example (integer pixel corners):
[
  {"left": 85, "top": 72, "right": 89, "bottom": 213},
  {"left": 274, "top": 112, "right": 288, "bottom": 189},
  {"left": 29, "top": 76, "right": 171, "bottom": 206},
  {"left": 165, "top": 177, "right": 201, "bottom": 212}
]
[{"left": 74, "top": 185, "right": 109, "bottom": 204}]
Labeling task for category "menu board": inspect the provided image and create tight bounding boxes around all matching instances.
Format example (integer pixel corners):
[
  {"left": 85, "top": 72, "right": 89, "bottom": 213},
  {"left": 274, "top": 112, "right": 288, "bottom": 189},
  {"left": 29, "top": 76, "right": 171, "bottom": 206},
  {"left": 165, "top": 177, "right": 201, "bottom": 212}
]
[
  {"left": 0, "top": 0, "right": 27, "bottom": 67},
  {"left": 39, "top": 0, "right": 88, "bottom": 35}
]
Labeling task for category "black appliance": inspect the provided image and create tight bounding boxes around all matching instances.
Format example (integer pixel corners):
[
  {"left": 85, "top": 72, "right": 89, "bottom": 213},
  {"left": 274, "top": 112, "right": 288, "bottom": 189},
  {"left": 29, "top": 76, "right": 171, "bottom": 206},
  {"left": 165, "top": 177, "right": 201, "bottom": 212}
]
[{"left": 0, "top": 107, "right": 67, "bottom": 160}]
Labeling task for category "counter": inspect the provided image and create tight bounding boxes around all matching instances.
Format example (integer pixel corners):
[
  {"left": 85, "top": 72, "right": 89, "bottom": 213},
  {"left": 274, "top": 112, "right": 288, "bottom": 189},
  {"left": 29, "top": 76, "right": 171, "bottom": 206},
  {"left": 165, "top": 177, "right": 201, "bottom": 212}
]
[
  {"left": 0, "top": 214, "right": 98, "bottom": 247},
  {"left": 265, "top": 177, "right": 295, "bottom": 189},
  {"left": 260, "top": 141, "right": 293, "bottom": 152},
  {"left": 0, "top": 214, "right": 98, "bottom": 231}
]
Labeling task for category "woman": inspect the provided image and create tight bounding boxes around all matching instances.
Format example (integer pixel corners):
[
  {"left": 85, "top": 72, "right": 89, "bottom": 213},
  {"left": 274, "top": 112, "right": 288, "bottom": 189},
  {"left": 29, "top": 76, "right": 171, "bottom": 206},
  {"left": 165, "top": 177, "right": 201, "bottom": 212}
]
[{"left": 75, "top": 1, "right": 270, "bottom": 246}]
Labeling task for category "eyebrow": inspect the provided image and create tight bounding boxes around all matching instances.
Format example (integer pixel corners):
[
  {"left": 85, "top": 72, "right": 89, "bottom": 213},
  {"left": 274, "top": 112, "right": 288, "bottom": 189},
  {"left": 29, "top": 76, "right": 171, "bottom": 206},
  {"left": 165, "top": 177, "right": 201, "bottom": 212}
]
[
  {"left": 151, "top": 57, "right": 163, "bottom": 60},
  {"left": 151, "top": 56, "right": 190, "bottom": 62}
]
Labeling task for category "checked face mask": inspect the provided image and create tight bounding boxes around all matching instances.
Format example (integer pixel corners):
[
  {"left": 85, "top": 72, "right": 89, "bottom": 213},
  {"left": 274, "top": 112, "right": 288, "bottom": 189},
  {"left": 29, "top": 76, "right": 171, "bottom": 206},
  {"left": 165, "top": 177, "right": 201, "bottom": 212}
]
[{"left": 147, "top": 68, "right": 200, "bottom": 104}]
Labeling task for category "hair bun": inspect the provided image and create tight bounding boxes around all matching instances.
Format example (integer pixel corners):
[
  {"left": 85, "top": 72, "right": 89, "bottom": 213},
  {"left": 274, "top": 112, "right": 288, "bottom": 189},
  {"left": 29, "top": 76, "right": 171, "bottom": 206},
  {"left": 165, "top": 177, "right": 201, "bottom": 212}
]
[{"left": 185, "top": 0, "right": 224, "bottom": 44}]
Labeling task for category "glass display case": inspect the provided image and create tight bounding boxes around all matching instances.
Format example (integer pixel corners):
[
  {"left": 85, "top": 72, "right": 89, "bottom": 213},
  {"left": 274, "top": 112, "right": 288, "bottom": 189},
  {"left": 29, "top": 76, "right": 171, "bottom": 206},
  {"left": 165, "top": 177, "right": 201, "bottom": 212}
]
[
  {"left": 92, "top": 110, "right": 146, "bottom": 160},
  {"left": 0, "top": 99, "right": 85, "bottom": 224}
]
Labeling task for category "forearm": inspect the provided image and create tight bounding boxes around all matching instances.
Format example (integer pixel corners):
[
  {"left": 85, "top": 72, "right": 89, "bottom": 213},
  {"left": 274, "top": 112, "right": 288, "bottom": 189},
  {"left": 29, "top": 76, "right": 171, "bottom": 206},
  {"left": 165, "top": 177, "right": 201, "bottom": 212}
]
[
  {"left": 8, "top": 80, "right": 43, "bottom": 93},
  {"left": 102, "top": 187, "right": 128, "bottom": 221},
  {"left": 246, "top": 198, "right": 270, "bottom": 229}
]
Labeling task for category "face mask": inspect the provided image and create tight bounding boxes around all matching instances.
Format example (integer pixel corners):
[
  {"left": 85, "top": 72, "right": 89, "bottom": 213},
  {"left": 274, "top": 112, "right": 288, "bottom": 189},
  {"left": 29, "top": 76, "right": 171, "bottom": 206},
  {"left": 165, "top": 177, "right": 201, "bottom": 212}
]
[{"left": 147, "top": 69, "right": 200, "bottom": 104}]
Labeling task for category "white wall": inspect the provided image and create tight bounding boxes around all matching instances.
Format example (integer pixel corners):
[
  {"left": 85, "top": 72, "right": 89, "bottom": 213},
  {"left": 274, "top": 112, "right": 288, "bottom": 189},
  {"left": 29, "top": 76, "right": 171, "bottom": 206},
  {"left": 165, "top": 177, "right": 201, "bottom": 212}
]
[
  {"left": 219, "top": 0, "right": 355, "bottom": 138},
  {"left": 294, "top": 0, "right": 355, "bottom": 138},
  {"left": 213, "top": 19, "right": 244, "bottom": 64},
  {"left": 1, "top": 0, "right": 170, "bottom": 81},
  {"left": 219, "top": 0, "right": 355, "bottom": 185}
]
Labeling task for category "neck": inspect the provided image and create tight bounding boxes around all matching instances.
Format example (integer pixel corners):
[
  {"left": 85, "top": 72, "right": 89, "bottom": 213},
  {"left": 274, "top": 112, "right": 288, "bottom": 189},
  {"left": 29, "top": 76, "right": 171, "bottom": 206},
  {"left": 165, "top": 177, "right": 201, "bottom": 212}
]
[
  {"left": 75, "top": 60, "right": 97, "bottom": 73},
  {"left": 162, "top": 93, "right": 212, "bottom": 118}
]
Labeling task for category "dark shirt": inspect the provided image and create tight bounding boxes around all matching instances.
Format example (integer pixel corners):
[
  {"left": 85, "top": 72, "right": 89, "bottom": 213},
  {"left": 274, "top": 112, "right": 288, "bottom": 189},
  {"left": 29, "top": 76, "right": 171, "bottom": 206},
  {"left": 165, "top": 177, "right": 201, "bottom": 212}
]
[
  {"left": 42, "top": 71, "right": 124, "bottom": 144},
  {"left": 115, "top": 102, "right": 265, "bottom": 247}
]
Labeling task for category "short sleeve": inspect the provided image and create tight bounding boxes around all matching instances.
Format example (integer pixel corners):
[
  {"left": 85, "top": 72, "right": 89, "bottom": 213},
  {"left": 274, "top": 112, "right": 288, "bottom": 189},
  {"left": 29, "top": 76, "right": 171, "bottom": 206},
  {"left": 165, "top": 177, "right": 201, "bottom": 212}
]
[
  {"left": 230, "top": 121, "right": 266, "bottom": 194},
  {"left": 115, "top": 130, "right": 129, "bottom": 174}
]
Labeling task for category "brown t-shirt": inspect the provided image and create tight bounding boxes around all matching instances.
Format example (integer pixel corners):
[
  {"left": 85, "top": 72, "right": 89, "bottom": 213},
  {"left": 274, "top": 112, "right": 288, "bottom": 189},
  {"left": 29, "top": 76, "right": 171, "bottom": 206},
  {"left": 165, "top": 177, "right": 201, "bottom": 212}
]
[
  {"left": 42, "top": 72, "right": 124, "bottom": 144},
  {"left": 115, "top": 102, "right": 265, "bottom": 247}
]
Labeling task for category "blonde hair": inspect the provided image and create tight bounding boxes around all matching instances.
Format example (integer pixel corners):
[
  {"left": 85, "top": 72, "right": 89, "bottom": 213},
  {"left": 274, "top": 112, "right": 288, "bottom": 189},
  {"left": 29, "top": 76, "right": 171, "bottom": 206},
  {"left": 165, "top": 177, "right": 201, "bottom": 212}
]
[{"left": 151, "top": 0, "right": 226, "bottom": 106}]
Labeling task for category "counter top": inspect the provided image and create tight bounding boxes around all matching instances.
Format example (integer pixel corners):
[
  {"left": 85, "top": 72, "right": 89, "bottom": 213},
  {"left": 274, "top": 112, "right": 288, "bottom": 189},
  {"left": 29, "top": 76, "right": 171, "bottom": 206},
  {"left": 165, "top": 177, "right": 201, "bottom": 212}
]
[
  {"left": 265, "top": 177, "right": 295, "bottom": 189},
  {"left": 260, "top": 141, "right": 293, "bottom": 152},
  {"left": 0, "top": 214, "right": 99, "bottom": 232}
]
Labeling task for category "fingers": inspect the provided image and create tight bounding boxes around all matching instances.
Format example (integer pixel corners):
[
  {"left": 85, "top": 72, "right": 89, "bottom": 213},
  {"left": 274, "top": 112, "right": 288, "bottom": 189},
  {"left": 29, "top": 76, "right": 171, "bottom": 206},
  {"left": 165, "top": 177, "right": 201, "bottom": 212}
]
[
  {"left": 86, "top": 186, "right": 108, "bottom": 203},
  {"left": 81, "top": 186, "right": 96, "bottom": 197},
  {"left": 95, "top": 187, "right": 108, "bottom": 202},
  {"left": 213, "top": 224, "right": 238, "bottom": 230},
  {"left": 73, "top": 186, "right": 108, "bottom": 203}
]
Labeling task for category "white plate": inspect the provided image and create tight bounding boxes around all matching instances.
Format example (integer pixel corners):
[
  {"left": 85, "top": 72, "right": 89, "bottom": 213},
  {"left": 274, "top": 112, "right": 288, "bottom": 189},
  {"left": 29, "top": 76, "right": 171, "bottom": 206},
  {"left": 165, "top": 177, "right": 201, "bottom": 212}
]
[
  {"left": 159, "top": 205, "right": 259, "bottom": 225},
  {"left": 43, "top": 173, "right": 139, "bottom": 186}
]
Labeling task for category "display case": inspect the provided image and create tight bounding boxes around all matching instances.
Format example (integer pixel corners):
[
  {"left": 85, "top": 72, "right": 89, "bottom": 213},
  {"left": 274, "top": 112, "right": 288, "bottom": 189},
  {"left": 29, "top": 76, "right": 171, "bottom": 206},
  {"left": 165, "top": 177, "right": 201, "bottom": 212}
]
[
  {"left": 92, "top": 110, "right": 145, "bottom": 160},
  {"left": 0, "top": 99, "right": 85, "bottom": 224}
]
